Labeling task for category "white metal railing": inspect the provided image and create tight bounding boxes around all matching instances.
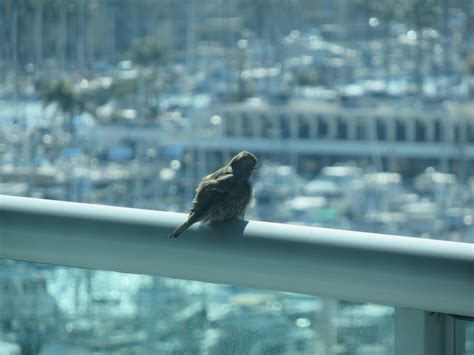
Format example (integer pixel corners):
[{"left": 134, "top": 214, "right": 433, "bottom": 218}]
[{"left": 1, "top": 195, "right": 473, "bottom": 354}]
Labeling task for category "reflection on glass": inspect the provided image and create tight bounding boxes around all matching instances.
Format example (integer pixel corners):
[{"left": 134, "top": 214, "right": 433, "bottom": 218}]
[
  {"left": 467, "top": 322, "right": 474, "bottom": 354},
  {"left": 0, "top": 259, "right": 394, "bottom": 354}
]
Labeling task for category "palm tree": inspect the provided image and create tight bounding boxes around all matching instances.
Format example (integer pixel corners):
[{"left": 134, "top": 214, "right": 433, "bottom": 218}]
[{"left": 40, "top": 78, "right": 84, "bottom": 134}]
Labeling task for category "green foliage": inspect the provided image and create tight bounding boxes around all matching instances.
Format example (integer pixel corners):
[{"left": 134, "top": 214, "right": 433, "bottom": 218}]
[
  {"left": 350, "top": 0, "right": 397, "bottom": 20},
  {"left": 351, "top": 0, "right": 441, "bottom": 29},
  {"left": 128, "top": 36, "right": 165, "bottom": 66},
  {"left": 394, "top": 0, "right": 440, "bottom": 30},
  {"left": 239, "top": 0, "right": 294, "bottom": 37},
  {"left": 110, "top": 77, "right": 139, "bottom": 99},
  {"left": 40, "top": 78, "right": 83, "bottom": 115},
  {"left": 232, "top": 80, "right": 256, "bottom": 102},
  {"left": 40, "top": 78, "right": 112, "bottom": 118},
  {"left": 292, "top": 67, "right": 321, "bottom": 87},
  {"left": 80, "top": 85, "right": 110, "bottom": 112}
]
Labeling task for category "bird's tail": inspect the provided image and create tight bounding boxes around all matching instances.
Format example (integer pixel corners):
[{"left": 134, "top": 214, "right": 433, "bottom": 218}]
[{"left": 169, "top": 220, "right": 193, "bottom": 239}]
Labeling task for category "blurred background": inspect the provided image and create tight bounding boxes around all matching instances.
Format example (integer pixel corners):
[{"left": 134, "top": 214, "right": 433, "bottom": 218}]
[{"left": 0, "top": 0, "right": 473, "bottom": 354}]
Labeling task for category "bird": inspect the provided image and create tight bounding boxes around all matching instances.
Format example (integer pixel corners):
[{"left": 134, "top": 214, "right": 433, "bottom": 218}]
[{"left": 169, "top": 151, "right": 257, "bottom": 238}]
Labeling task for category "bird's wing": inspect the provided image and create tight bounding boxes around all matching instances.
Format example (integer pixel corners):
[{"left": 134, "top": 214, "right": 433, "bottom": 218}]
[
  {"left": 188, "top": 173, "right": 234, "bottom": 221},
  {"left": 199, "top": 165, "right": 232, "bottom": 186},
  {"left": 170, "top": 173, "right": 234, "bottom": 238},
  {"left": 195, "top": 173, "right": 234, "bottom": 201}
]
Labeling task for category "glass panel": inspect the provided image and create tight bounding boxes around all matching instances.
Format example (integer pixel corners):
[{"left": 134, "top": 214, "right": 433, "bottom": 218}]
[
  {"left": 0, "top": 259, "right": 394, "bottom": 355},
  {"left": 467, "top": 322, "right": 474, "bottom": 355}
]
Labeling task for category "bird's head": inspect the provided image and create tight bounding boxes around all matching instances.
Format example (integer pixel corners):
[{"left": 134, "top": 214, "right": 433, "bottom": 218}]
[{"left": 230, "top": 151, "right": 257, "bottom": 178}]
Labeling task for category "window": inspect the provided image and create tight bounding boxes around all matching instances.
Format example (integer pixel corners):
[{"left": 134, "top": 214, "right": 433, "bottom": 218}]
[
  {"left": 468, "top": 122, "right": 474, "bottom": 144},
  {"left": 280, "top": 114, "right": 290, "bottom": 138},
  {"left": 454, "top": 124, "right": 461, "bottom": 143},
  {"left": 318, "top": 116, "right": 329, "bottom": 138},
  {"left": 298, "top": 115, "right": 310, "bottom": 139},
  {"left": 415, "top": 120, "right": 426, "bottom": 142},
  {"left": 395, "top": 120, "right": 406, "bottom": 142},
  {"left": 262, "top": 114, "right": 274, "bottom": 138},
  {"left": 337, "top": 117, "right": 348, "bottom": 140},
  {"left": 356, "top": 119, "right": 367, "bottom": 140},
  {"left": 242, "top": 113, "right": 254, "bottom": 137},
  {"left": 433, "top": 119, "right": 442, "bottom": 142},
  {"left": 376, "top": 118, "right": 386, "bottom": 141}
]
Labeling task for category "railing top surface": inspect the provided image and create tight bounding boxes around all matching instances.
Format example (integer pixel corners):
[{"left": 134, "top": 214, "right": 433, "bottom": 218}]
[{"left": 1, "top": 195, "right": 473, "bottom": 317}]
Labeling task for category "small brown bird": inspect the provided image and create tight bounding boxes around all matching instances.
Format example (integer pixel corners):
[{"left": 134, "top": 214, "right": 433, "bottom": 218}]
[{"left": 169, "top": 151, "right": 257, "bottom": 238}]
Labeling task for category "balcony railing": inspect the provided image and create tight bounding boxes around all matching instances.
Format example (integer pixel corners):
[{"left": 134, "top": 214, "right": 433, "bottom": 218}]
[{"left": 1, "top": 195, "right": 473, "bottom": 354}]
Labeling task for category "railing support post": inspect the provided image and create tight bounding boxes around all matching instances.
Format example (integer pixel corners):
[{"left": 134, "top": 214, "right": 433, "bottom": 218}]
[{"left": 395, "top": 308, "right": 466, "bottom": 355}]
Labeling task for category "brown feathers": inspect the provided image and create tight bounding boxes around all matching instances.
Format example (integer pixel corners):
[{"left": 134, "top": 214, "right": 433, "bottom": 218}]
[{"left": 169, "top": 151, "right": 257, "bottom": 238}]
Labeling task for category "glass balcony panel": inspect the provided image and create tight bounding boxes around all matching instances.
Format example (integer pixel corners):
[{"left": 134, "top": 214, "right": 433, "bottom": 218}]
[{"left": 0, "top": 259, "right": 394, "bottom": 355}]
